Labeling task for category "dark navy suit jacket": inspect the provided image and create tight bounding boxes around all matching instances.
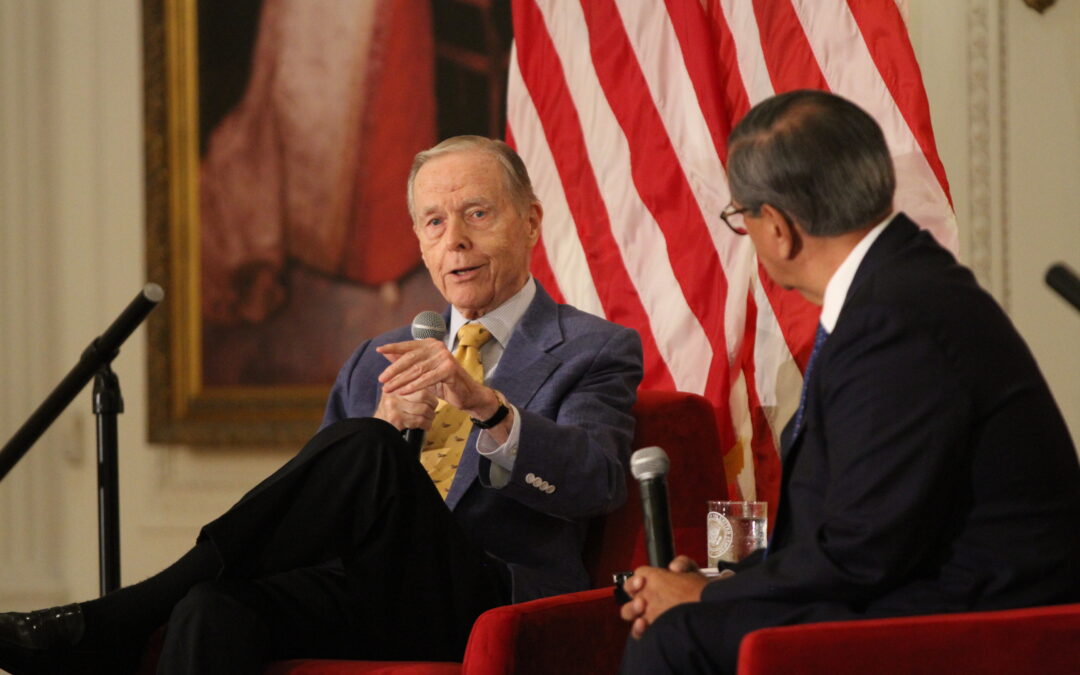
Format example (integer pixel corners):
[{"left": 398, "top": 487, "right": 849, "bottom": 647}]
[
  {"left": 321, "top": 283, "right": 644, "bottom": 602},
  {"left": 704, "top": 214, "right": 1079, "bottom": 623}
]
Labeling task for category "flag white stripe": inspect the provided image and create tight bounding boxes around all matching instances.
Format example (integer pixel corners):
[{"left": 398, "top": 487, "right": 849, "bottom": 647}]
[
  {"left": 506, "top": 45, "right": 605, "bottom": 318},
  {"left": 792, "top": 0, "right": 958, "bottom": 252},
  {"left": 719, "top": 0, "right": 776, "bottom": 106},
  {"left": 535, "top": 0, "right": 712, "bottom": 394}
]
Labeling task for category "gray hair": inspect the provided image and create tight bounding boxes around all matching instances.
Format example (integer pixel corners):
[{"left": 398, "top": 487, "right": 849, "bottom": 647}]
[
  {"left": 726, "top": 90, "right": 895, "bottom": 237},
  {"left": 407, "top": 135, "right": 538, "bottom": 220}
]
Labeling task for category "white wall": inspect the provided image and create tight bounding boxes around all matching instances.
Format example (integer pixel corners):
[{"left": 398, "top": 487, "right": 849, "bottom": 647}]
[
  {"left": 0, "top": 0, "right": 293, "bottom": 607},
  {"left": 908, "top": 0, "right": 1080, "bottom": 448},
  {"left": 0, "top": 0, "right": 1077, "bottom": 608}
]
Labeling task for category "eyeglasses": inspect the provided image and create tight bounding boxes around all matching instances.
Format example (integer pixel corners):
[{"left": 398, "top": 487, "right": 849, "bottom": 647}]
[{"left": 720, "top": 203, "right": 751, "bottom": 236}]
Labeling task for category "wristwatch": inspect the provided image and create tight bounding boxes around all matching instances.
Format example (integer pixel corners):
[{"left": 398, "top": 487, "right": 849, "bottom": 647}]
[{"left": 471, "top": 391, "right": 510, "bottom": 429}]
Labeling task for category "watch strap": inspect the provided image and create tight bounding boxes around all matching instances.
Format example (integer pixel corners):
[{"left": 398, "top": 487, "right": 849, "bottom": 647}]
[{"left": 471, "top": 393, "right": 510, "bottom": 429}]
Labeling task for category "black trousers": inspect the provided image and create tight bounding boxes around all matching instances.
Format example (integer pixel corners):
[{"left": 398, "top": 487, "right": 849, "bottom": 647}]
[{"left": 157, "top": 418, "right": 509, "bottom": 674}]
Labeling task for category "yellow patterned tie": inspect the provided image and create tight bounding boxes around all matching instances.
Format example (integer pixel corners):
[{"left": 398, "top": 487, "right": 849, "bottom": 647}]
[{"left": 420, "top": 322, "right": 493, "bottom": 498}]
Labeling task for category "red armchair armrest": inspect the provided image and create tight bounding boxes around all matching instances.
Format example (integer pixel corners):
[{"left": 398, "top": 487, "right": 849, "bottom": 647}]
[
  {"left": 461, "top": 587, "right": 627, "bottom": 675},
  {"left": 737, "top": 603, "right": 1080, "bottom": 675}
]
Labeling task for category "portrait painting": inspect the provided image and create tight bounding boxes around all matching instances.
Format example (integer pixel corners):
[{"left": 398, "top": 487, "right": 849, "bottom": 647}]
[{"left": 145, "top": 0, "right": 513, "bottom": 444}]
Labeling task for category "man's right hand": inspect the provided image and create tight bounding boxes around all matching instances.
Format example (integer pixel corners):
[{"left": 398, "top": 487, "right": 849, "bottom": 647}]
[
  {"left": 620, "top": 555, "right": 712, "bottom": 639},
  {"left": 373, "top": 388, "right": 439, "bottom": 431}
]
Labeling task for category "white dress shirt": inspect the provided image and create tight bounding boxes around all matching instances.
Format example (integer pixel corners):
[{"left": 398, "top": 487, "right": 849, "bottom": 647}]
[{"left": 819, "top": 214, "right": 896, "bottom": 332}]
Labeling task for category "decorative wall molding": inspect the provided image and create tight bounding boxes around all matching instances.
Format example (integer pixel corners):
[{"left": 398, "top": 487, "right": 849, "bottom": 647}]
[{"left": 966, "top": 0, "right": 1010, "bottom": 309}]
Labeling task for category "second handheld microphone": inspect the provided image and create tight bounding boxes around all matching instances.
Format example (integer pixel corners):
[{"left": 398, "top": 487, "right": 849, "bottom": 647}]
[
  {"left": 630, "top": 445, "right": 676, "bottom": 568},
  {"left": 403, "top": 310, "right": 447, "bottom": 456}
]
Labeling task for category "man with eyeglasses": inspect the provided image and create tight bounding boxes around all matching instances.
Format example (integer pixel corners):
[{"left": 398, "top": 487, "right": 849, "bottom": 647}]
[{"left": 619, "top": 89, "right": 1079, "bottom": 674}]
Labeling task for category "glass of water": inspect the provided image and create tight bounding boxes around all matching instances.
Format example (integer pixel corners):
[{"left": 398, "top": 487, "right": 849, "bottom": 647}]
[{"left": 707, "top": 500, "right": 767, "bottom": 566}]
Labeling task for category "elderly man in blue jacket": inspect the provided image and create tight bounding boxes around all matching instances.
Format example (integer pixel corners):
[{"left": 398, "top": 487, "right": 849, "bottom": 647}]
[{"left": 0, "top": 136, "right": 643, "bottom": 674}]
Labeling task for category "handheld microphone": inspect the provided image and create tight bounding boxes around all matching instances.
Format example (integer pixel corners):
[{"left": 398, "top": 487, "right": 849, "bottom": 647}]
[
  {"left": 403, "top": 310, "right": 447, "bottom": 455},
  {"left": 630, "top": 446, "right": 676, "bottom": 567}
]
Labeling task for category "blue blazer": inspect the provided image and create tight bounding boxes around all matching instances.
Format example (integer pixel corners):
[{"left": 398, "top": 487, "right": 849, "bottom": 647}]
[
  {"left": 322, "top": 283, "right": 644, "bottom": 602},
  {"left": 704, "top": 214, "right": 1079, "bottom": 626}
]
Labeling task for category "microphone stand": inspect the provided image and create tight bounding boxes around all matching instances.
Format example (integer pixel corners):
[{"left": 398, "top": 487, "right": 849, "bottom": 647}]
[
  {"left": 0, "top": 283, "right": 164, "bottom": 595},
  {"left": 94, "top": 363, "right": 123, "bottom": 594}
]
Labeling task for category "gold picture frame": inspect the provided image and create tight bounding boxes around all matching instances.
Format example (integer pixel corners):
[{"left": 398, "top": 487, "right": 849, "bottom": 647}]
[
  {"left": 144, "top": 0, "right": 328, "bottom": 445},
  {"left": 143, "top": 0, "right": 513, "bottom": 446}
]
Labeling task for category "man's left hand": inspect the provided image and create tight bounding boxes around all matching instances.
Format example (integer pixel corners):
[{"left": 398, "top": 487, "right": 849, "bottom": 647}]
[
  {"left": 376, "top": 338, "right": 495, "bottom": 417},
  {"left": 620, "top": 556, "right": 710, "bottom": 639}
]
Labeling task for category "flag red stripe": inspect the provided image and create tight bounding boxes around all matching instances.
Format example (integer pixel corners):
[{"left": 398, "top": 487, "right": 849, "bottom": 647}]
[
  {"left": 752, "top": 0, "right": 830, "bottom": 94},
  {"left": 580, "top": 0, "right": 731, "bottom": 400},
  {"left": 845, "top": 0, "right": 953, "bottom": 206},
  {"left": 513, "top": 0, "right": 676, "bottom": 390}
]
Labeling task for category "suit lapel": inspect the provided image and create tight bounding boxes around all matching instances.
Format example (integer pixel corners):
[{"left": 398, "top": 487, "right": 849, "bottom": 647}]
[
  {"left": 445, "top": 283, "right": 565, "bottom": 508},
  {"left": 487, "top": 285, "right": 564, "bottom": 408}
]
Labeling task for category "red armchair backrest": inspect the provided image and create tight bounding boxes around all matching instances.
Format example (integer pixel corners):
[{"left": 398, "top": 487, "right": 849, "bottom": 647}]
[{"left": 583, "top": 389, "right": 729, "bottom": 587}]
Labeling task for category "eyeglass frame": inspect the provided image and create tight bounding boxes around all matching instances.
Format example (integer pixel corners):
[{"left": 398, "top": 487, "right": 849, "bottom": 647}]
[
  {"left": 720, "top": 203, "right": 752, "bottom": 236},
  {"left": 721, "top": 202, "right": 804, "bottom": 258}
]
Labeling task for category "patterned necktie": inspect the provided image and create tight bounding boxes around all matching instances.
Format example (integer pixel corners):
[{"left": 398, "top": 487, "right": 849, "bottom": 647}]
[
  {"left": 792, "top": 323, "right": 828, "bottom": 433},
  {"left": 419, "top": 322, "right": 493, "bottom": 498}
]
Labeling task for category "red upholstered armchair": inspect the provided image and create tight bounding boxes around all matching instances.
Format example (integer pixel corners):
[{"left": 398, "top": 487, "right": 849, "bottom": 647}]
[
  {"left": 253, "top": 389, "right": 729, "bottom": 675},
  {"left": 737, "top": 602, "right": 1080, "bottom": 675}
]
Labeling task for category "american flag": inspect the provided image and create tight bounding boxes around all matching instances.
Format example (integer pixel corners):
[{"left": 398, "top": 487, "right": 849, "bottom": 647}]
[{"left": 506, "top": 0, "right": 957, "bottom": 506}]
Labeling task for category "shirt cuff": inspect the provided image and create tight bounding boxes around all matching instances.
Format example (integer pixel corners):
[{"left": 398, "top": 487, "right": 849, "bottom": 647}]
[{"left": 476, "top": 402, "right": 521, "bottom": 488}]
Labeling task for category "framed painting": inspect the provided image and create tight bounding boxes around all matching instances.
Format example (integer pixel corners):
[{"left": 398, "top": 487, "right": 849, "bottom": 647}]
[{"left": 144, "top": 0, "right": 512, "bottom": 444}]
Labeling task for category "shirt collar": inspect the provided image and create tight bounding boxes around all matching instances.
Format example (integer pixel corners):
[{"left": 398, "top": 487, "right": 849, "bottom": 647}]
[
  {"left": 448, "top": 276, "right": 536, "bottom": 348},
  {"left": 819, "top": 213, "right": 896, "bottom": 333}
]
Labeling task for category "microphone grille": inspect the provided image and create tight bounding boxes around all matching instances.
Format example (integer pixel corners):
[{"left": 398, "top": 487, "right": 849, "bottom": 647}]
[
  {"left": 630, "top": 446, "right": 670, "bottom": 481},
  {"left": 411, "top": 310, "right": 447, "bottom": 341}
]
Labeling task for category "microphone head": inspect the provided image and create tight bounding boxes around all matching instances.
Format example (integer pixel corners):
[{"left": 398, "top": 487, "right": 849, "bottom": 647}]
[
  {"left": 411, "top": 310, "right": 447, "bottom": 341},
  {"left": 631, "top": 446, "right": 670, "bottom": 481}
]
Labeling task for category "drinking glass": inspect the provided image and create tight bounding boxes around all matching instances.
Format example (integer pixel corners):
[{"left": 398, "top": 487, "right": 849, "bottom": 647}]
[{"left": 707, "top": 500, "right": 767, "bottom": 566}]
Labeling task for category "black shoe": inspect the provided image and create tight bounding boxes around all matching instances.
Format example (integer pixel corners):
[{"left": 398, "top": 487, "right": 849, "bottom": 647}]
[
  {"left": 0, "top": 604, "right": 85, "bottom": 651},
  {"left": 0, "top": 604, "right": 97, "bottom": 674},
  {"left": 0, "top": 604, "right": 141, "bottom": 675}
]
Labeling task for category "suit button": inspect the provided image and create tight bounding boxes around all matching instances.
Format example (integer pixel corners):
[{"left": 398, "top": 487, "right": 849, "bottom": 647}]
[
  {"left": 539, "top": 480, "right": 549, "bottom": 491},
  {"left": 545, "top": 485, "right": 556, "bottom": 494},
  {"left": 525, "top": 473, "right": 536, "bottom": 485}
]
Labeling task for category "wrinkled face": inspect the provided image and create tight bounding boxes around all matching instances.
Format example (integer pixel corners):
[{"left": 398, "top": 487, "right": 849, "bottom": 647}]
[{"left": 412, "top": 150, "right": 541, "bottom": 319}]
